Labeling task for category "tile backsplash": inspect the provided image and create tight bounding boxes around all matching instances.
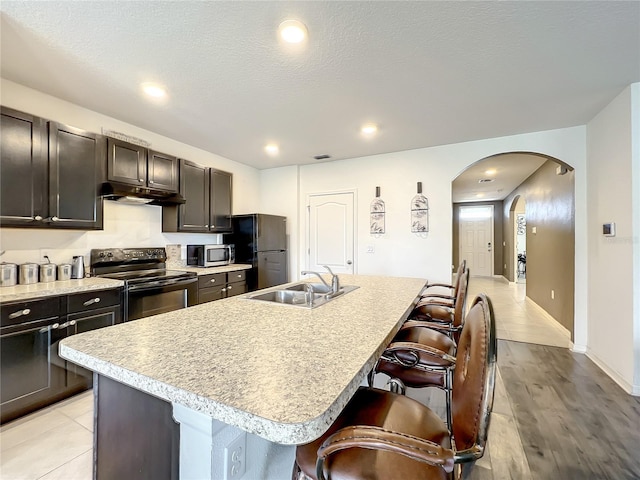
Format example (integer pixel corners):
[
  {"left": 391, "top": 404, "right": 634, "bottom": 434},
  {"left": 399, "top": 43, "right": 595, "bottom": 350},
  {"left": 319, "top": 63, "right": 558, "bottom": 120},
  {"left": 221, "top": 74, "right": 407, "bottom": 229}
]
[{"left": 0, "top": 201, "right": 223, "bottom": 268}]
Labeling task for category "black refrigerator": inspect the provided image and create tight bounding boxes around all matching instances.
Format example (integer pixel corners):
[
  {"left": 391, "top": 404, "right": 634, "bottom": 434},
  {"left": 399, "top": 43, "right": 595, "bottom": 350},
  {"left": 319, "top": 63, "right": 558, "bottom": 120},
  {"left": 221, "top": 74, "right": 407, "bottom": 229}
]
[{"left": 226, "top": 214, "right": 287, "bottom": 290}]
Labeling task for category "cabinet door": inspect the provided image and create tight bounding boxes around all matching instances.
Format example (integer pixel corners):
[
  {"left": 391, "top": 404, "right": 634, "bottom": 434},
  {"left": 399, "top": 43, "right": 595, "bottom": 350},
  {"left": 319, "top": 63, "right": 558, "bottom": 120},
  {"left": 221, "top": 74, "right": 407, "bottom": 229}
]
[
  {"left": 178, "top": 160, "right": 210, "bottom": 232},
  {"left": 49, "top": 122, "right": 104, "bottom": 229},
  {"left": 148, "top": 150, "right": 178, "bottom": 192},
  {"left": 0, "top": 317, "right": 64, "bottom": 424},
  {"left": 225, "top": 281, "right": 246, "bottom": 298},
  {"left": 107, "top": 138, "right": 146, "bottom": 187},
  {"left": 198, "top": 286, "right": 226, "bottom": 304},
  {"left": 210, "top": 169, "right": 232, "bottom": 232},
  {"left": 66, "top": 305, "right": 121, "bottom": 387},
  {"left": 0, "top": 107, "right": 48, "bottom": 227}
]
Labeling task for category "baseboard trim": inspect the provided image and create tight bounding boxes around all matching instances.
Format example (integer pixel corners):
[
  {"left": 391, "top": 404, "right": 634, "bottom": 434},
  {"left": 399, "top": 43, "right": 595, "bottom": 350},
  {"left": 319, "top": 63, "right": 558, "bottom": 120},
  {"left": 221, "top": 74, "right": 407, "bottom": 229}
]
[
  {"left": 586, "top": 349, "right": 638, "bottom": 396},
  {"left": 571, "top": 344, "right": 587, "bottom": 354}
]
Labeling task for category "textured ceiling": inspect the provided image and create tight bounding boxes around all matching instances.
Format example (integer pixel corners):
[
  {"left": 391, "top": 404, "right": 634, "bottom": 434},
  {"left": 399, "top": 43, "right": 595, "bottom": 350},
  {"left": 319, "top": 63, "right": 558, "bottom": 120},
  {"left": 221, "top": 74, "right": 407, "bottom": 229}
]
[{"left": 1, "top": 1, "right": 639, "bottom": 173}]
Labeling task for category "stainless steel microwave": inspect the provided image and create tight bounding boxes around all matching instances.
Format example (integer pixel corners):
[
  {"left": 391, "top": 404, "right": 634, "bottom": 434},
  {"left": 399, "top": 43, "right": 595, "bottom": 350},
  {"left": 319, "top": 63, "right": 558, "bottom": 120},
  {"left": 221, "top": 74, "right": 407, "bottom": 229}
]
[{"left": 187, "top": 244, "right": 235, "bottom": 267}]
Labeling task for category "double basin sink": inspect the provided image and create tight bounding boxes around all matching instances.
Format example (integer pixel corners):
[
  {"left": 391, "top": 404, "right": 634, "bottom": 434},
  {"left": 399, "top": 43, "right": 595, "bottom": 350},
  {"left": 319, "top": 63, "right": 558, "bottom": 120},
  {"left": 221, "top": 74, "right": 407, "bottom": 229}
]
[{"left": 246, "top": 282, "right": 358, "bottom": 309}]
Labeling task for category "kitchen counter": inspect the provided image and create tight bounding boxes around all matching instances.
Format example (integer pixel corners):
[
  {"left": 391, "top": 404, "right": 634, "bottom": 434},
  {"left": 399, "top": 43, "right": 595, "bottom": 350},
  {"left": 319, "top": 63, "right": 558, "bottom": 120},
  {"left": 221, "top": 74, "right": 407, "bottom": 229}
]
[
  {"left": 60, "top": 274, "right": 425, "bottom": 443},
  {"left": 60, "top": 274, "right": 426, "bottom": 479},
  {"left": 0, "top": 277, "right": 124, "bottom": 303},
  {"left": 168, "top": 263, "right": 252, "bottom": 275}
]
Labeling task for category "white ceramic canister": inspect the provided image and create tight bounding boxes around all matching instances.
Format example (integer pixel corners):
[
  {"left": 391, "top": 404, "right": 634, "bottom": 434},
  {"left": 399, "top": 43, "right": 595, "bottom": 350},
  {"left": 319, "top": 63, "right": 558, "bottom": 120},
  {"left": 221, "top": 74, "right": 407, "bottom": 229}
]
[
  {"left": 40, "top": 263, "right": 57, "bottom": 283},
  {"left": 0, "top": 262, "right": 18, "bottom": 287},
  {"left": 19, "top": 263, "right": 39, "bottom": 285},
  {"left": 58, "top": 264, "right": 72, "bottom": 281}
]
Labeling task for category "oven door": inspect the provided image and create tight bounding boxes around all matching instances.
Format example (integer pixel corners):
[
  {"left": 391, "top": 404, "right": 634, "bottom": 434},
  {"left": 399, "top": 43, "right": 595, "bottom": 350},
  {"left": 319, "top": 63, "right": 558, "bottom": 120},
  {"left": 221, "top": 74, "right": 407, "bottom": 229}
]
[{"left": 126, "top": 277, "right": 198, "bottom": 321}]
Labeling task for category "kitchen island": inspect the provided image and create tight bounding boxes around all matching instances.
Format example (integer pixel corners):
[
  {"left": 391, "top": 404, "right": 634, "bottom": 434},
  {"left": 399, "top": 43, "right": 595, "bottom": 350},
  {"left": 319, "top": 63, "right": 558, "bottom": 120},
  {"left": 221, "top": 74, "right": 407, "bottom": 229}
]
[{"left": 59, "top": 274, "right": 427, "bottom": 479}]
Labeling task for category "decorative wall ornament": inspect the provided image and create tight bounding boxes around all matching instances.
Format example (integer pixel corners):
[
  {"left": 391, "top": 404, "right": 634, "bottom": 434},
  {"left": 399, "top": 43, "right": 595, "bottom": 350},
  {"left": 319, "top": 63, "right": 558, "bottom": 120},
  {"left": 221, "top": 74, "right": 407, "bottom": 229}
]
[
  {"left": 370, "top": 186, "right": 385, "bottom": 236},
  {"left": 411, "top": 182, "right": 429, "bottom": 236},
  {"left": 517, "top": 214, "right": 526, "bottom": 235}
]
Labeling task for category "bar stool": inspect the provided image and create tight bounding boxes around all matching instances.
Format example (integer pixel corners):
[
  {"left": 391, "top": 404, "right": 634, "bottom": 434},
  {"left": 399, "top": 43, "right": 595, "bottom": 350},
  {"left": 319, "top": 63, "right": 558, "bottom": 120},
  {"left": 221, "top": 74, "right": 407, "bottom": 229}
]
[{"left": 293, "top": 294, "right": 497, "bottom": 480}]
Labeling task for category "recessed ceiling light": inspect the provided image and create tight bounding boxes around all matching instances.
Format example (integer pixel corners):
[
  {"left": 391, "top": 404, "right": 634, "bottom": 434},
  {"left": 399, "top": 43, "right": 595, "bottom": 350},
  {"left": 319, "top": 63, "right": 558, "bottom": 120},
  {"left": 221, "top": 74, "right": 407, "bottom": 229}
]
[
  {"left": 141, "top": 82, "right": 167, "bottom": 98},
  {"left": 484, "top": 169, "right": 497, "bottom": 176},
  {"left": 361, "top": 124, "right": 378, "bottom": 136},
  {"left": 264, "top": 144, "right": 279, "bottom": 155},
  {"left": 278, "top": 20, "right": 308, "bottom": 44}
]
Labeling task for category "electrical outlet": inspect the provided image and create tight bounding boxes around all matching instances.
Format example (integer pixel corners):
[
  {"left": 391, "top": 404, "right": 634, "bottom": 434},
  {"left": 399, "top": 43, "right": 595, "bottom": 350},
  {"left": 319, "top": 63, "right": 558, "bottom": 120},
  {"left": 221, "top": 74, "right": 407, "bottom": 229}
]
[
  {"left": 551, "top": 290, "right": 555, "bottom": 300},
  {"left": 224, "top": 432, "right": 246, "bottom": 480},
  {"left": 39, "top": 249, "right": 52, "bottom": 263}
]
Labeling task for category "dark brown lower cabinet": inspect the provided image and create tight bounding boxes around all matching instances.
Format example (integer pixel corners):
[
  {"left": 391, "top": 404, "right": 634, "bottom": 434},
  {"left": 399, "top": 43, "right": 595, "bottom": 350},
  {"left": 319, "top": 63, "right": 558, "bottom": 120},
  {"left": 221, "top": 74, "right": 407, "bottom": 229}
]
[
  {"left": 0, "top": 289, "right": 122, "bottom": 424},
  {"left": 197, "top": 269, "right": 247, "bottom": 304},
  {"left": 95, "top": 375, "right": 179, "bottom": 480}
]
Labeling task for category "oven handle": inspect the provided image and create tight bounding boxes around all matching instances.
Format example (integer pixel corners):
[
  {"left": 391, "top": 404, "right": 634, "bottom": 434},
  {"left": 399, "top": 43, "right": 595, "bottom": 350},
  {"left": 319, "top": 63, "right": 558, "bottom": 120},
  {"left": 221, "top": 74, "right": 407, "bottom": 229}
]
[{"left": 127, "top": 277, "right": 197, "bottom": 292}]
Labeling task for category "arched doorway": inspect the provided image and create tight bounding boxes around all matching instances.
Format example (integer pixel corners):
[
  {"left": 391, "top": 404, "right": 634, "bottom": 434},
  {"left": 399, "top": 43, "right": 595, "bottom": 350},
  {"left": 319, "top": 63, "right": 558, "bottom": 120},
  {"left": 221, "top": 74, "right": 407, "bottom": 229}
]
[{"left": 452, "top": 151, "right": 576, "bottom": 342}]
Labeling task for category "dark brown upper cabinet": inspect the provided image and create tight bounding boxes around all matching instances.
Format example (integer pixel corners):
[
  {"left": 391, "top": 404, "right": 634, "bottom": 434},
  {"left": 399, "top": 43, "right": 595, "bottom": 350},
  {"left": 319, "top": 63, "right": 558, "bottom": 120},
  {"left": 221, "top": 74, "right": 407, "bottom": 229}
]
[
  {"left": 107, "top": 138, "right": 178, "bottom": 193},
  {"left": 162, "top": 160, "right": 232, "bottom": 233},
  {"left": 0, "top": 107, "right": 104, "bottom": 230},
  {"left": 48, "top": 122, "right": 105, "bottom": 229},
  {"left": 1, "top": 107, "right": 48, "bottom": 226}
]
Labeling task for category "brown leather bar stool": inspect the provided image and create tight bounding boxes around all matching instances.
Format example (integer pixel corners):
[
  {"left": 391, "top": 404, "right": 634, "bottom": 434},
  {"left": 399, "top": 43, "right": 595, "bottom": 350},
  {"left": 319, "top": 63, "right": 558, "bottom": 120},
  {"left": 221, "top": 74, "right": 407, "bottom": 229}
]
[
  {"left": 417, "top": 259, "right": 466, "bottom": 304},
  {"left": 293, "top": 294, "right": 497, "bottom": 480},
  {"left": 369, "top": 269, "right": 470, "bottom": 428},
  {"left": 409, "top": 268, "right": 470, "bottom": 342}
]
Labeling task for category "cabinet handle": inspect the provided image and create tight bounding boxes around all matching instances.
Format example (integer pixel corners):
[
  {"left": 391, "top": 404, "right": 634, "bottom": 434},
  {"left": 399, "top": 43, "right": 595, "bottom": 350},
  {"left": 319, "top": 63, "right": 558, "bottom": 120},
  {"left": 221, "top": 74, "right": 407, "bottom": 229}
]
[
  {"left": 9, "top": 308, "right": 31, "bottom": 319},
  {"left": 39, "top": 322, "right": 60, "bottom": 333},
  {"left": 34, "top": 215, "right": 43, "bottom": 221},
  {"left": 227, "top": 285, "right": 232, "bottom": 290},
  {"left": 210, "top": 279, "right": 216, "bottom": 283},
  {"left": 236, "top": 274, "right": 242, "bottom": 278},
  {"left": 221, "top": 288, "right": 227, "bottom": 292},
  {"left": 83, "top": 297, "right": 101, "bottom": 306},
  {"left": 139, "top": 178, "right": 144, "bottom": 182},
  {"left": 51, "top": 216, "right": 59, "bottom": 222},
  {"left": 59, "top": 320, "right": 76, "bottom": 328},
  {"left": 149, "top": 180, "right": 154, "bottom": 184}
]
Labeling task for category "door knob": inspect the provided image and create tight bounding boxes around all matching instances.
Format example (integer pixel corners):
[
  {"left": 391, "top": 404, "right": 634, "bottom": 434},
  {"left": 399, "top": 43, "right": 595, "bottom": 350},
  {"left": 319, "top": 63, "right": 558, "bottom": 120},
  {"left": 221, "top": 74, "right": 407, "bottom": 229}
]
[{"left": 347, "top": 260, "right": 353, "bottom": 265}]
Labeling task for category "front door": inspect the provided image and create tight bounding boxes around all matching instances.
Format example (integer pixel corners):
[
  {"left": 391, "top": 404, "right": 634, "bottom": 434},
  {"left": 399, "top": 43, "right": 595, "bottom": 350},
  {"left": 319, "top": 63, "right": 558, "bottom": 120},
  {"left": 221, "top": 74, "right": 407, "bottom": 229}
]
[
  {"left": 307, "top": 192, "right": 355, "bottom": 274},
  {"left": 459, "top": 205, "right": 494, "bottom": 277}
]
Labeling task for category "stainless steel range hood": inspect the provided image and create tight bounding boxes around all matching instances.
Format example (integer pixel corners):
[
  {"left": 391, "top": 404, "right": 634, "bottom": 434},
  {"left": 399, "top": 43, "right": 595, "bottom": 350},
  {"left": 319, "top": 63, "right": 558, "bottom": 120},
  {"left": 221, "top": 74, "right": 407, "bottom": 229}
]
[{"left": 99, "top": 182, "right": 185, "bottom": 206}]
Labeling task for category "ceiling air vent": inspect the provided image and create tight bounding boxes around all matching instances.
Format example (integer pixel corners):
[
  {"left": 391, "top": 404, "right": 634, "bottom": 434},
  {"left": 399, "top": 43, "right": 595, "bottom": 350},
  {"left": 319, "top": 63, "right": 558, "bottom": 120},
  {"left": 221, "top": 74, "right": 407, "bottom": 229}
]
[
  {"left": 478, "top": 178, "right": 494, "bottom": 183},
  {"left": 313, "top": 154, "right": 331, "bottom": 160}
]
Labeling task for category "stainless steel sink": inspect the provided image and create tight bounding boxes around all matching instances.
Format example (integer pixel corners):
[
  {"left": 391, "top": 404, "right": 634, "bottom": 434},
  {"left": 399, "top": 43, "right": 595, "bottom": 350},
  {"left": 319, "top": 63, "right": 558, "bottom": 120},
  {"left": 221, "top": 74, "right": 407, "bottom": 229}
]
[
  {"left": 246, "top": 284, "right": 359, "bottom": 308},
  {"left": 248, "top": 290, "right": 322, "bottom": 306},
  {"left": 284, "top": 282, "right": 331, "bottom": 294}
]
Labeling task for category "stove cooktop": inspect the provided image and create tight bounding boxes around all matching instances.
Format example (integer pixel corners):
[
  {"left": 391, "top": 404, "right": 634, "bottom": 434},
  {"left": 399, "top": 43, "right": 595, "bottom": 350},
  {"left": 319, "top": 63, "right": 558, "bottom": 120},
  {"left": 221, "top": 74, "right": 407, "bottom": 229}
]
[{"left": 97, "top": 268, "right": 195, "bottom": 284}]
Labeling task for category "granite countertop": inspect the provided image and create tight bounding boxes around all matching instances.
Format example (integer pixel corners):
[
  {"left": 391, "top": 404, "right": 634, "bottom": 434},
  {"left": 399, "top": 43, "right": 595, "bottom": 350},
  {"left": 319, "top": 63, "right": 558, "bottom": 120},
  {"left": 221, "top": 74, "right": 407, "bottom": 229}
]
[
  {"left": 169, "top": 264, "right": 252, "bottom": 275},
  {"left": 60, "top": 274, "right": 426, "bottom": 445},
  {"left": 0, "top": 278, "right": 125, "bottom": 303}
]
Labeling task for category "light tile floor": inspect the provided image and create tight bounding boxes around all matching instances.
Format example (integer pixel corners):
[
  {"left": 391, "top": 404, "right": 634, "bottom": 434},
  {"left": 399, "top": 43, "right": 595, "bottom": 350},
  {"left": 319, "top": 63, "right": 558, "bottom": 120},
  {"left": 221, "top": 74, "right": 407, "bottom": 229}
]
[
  {"left": 0, "top": 276, "right": 570, "bottom": 479},
  {"left": 467, "top": 276, "right": 573, "bottom": 349}
]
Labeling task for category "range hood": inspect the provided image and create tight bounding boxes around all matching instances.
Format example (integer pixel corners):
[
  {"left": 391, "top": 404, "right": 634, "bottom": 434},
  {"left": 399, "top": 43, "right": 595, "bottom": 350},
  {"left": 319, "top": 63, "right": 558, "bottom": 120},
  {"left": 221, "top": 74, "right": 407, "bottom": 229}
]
[{"left": 99, "top": 182, "right": 185, "bottom": 206}]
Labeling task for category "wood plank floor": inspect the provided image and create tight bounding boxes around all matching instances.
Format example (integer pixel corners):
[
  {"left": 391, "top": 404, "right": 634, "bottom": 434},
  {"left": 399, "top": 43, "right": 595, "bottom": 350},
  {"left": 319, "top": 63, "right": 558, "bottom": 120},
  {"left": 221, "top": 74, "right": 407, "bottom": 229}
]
[{"left": 461, "top": 340, "right": 640, "bottom": 480}]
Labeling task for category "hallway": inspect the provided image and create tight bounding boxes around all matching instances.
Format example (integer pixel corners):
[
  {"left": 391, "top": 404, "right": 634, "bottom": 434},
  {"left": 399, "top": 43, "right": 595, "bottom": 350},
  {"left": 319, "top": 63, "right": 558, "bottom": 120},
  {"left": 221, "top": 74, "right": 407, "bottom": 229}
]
[{"left": 467, "top": 276, "right": 572, "bottom": 349}]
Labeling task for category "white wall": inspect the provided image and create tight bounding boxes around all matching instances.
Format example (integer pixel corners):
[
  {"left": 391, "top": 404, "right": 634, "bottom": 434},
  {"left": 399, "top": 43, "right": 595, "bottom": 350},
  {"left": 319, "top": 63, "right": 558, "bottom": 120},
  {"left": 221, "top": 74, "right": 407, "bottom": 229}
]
[
  {"left": 0, "top": 79, "right": 262, "bottom": 265},
  {"left": 262, "top": 126, "right": 589, "bottom": 348},
  {"left": 586, "top": 84, "right": 638, "bottom": 394},
  {"left": 632, "top": 83, "right": 640, "bottom": 390}
]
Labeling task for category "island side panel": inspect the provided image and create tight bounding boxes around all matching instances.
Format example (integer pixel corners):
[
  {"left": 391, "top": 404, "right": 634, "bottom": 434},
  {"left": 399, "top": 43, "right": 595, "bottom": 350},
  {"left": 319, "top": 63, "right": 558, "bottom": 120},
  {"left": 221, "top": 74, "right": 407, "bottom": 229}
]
[{"left": 95, "top": 374, "right": 180, "bottom": 480}]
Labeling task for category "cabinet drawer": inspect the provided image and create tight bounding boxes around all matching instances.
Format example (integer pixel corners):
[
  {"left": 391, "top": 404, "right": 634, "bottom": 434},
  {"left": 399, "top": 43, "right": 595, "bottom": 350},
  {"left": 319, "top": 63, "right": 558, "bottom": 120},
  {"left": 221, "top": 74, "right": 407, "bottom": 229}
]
[
  {"left": 225, "top": 282, "right": 247, "bottom": 298},
  {"left": 198, "top": 273, "right": 226, "bottom": 289},
  {"left": 198, "top": 286, "right": 225, "bottom": 304},
  {"left": 67, "top": 289, "right": 121, "bottom": 314},
  {"left": 227, "top": 270, "right": 246, "bottom": 284},
  {"left": 1, "top": 297, "right": 63, "bottom": 328}
]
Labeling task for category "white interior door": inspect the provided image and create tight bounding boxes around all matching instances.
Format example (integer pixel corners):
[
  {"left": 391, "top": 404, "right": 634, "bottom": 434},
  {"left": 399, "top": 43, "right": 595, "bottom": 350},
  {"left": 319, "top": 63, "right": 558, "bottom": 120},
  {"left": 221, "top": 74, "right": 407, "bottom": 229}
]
[
  {"left": 307, "top": 192, "right": 355, "bottom": 274},
  {"left": 459, "top": 205, "right": 494, "bottom": 277}
]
